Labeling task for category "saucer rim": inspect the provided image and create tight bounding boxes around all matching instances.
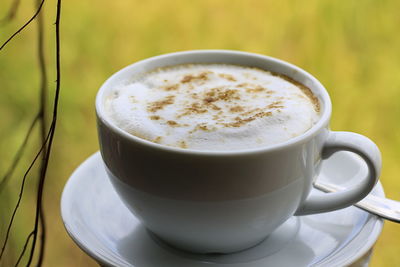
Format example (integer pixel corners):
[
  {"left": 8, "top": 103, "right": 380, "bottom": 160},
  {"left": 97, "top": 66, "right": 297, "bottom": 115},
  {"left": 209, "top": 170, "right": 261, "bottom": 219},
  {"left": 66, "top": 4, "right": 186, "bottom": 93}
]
[{"left": 61, "top": 151, "right": 384, "bottom": 267}]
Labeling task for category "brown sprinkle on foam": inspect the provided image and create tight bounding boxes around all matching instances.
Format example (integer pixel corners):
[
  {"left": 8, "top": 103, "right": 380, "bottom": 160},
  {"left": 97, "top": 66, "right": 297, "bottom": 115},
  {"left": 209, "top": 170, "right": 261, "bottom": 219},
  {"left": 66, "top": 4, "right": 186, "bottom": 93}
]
[
  {"left": 134, "top": 65, "right": 320, "bottom": 149},
  {"left": 178, "top": 103, "right": 208, "bottom": 118},
  {"left": 181, "top": 71, "right": 211, "bottom": 83},
  {"left": 230, "top": 106, "right": 244, "bottom": 112},
  {"left": 203, "top": 97, "right": 216, "bottom": 104},
  {"left": 179, "top": 140, "right": 188, "bottom": 149},
  {"left": 189, "top": 123, "right": 217, "bottom": 134},
  {"left": 217, "top": 89, "right": 240, "bottom": 101},
  {"left": 167, "top": 120, "right": 179, "bottom": 127},
  {"left": 240, "top": 107, "right": 261, "bottom": 116},
  {"left": 153, "top": 136, "right": 163, "bottom": 143},
  {"left": 221, "top": 111, "right": 272, "bottom": 128},
  {"left": 237, "top": 83, "right": 249, "bottom": 88},
  {"left": 210, "top": 104, "right": 221, "bottom": 111},
  {"left": 147, "top": 95, "right": 175, "bottom": 113},
  {"left": 218, "top": 73, "right": 237, "bottom": 82},
  {"left": 197, "top": 123, "right": 214, "bottom": 132},
  {"left": 178, "top": 87, "right": 240, "bottom": 118},
  {"left": 246, "top": 86, "right": 265, "bottom": 93},
  {"left": 150, "top": 115, "right": 161, "bottom": 120},
  {"left": 202, "top": 88, "right": 240, "bottom": 104},
  {"left": 267, "top": 101, "right": 284, "bottom": 109},
  {"left": 163, "top": 84, "right": 180, "bottom": 91}
]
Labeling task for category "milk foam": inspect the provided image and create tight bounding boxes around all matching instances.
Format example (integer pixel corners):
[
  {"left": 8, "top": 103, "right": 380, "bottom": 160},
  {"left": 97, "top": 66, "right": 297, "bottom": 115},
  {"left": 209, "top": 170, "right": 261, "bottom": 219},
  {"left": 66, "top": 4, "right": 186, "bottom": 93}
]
[{"left": 105, "top": 64, "right": 320, "bottom": 151}]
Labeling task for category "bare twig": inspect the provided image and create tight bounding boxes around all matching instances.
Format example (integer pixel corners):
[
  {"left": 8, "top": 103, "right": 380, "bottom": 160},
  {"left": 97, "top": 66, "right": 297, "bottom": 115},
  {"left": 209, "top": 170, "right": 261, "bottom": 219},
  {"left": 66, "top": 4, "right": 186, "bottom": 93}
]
[
  {"left": 0, "top": 0, "right": 45, "bottom": 51},
  {"left": 0, "top": 123, "right": 52, "bottom": 262},
  {"left": 14, "top": 232, "right": 34, "bottom": 267},
  {"left": 36, "top": 0, "right": 48, "bottom": 263},
  {"left": 26, "top": 0, "right": 62, "bottom": 265},
  {"left": 0, "top": 115, "right": 39, "bottom": 193},
  {"left": 0, "top": 0, "right": 63, "bottom": 265}
]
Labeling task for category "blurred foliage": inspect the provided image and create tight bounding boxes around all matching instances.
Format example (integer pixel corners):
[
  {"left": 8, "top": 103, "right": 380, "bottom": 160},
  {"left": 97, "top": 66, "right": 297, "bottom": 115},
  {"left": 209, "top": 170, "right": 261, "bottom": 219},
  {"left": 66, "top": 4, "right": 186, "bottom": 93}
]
[{"left": 0, "top": 0, "right": 399, "bottom": 266}]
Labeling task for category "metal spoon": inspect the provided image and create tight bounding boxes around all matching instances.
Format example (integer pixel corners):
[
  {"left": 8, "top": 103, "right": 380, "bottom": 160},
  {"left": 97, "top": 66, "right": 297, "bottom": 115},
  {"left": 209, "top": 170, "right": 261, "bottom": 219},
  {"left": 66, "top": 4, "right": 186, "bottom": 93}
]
[{"left": 314, "top": 181, "right": 400, "bottom": 223}]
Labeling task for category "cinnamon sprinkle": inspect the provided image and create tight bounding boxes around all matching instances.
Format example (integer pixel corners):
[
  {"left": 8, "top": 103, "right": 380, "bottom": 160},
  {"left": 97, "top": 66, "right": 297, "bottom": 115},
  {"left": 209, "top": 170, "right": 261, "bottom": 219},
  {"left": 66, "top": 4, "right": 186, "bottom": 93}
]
[
  {"left": 167, "top": 120, "right": 179, "bottom": 127},
  {"left": 147, "top": 95, "right": 175, "bottom": 113},
  {"left": 163, "top": 84, "right": 179, "bottom": 91},
  {"left": 181, "top": 71, "right": 211, "bottom": 83},
  {"left": 219, "top": 73, "right": 237, "bottom": 82},
  {"left": 179, "top": 140, "right": 188, "bottom": 149},
  {"left": 246, "top": 86, "right": 265, "bottom": 93},
  {"left": 153, "top": 136, "right": 163, "bottom": 143},
  {"left": 221, "top": 111, "right": 272, "bottom": 128},
  {"left": 267, "top": 101, "right": 284, "bottom": 109},
  {"left": 230, "top": 106, "right": 244, "bottom": 112},
  {"left": 150, "top": 115, "right": 161, "bottom": 120}
]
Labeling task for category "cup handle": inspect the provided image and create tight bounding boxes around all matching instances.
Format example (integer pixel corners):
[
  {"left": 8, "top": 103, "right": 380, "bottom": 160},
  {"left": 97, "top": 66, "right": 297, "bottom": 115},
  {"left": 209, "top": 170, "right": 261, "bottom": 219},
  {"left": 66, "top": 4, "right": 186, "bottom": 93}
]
[{"left": 295, "top": 131, "right": 382, "bottom": 215}]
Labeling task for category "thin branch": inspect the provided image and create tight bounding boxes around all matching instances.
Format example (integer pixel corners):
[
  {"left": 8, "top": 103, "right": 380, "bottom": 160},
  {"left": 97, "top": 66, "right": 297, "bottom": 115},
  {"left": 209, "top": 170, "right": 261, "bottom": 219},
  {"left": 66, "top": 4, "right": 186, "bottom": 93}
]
[
  {"left": 0, "top": 0, "right": 21, "bottom": 25},
  {"left": 0, "top": 0, "right": 46, "bottom": 260},
  {"left": 37, "top": 206, "right": 46, "bottom": 266},
  {"left": 1, "top": 0, "right": 61, "bottom": 265},
  {"left": 0, "top": 124, "right": 52, "bottom": 262},
  {"left": 0, "top": 0, "right": 45, "bottom": 51},
  {"left": 26, "top": 0, "right": 62, "bottom": 265},
  {"left": 0, "top": 114, "right": 39, "bottom": 193},
  {"left": 14, "top": 231, "right": 34, "bottom": 267},
  {"left": 36, "top": 0, "right": 48, "bottom": 262}
]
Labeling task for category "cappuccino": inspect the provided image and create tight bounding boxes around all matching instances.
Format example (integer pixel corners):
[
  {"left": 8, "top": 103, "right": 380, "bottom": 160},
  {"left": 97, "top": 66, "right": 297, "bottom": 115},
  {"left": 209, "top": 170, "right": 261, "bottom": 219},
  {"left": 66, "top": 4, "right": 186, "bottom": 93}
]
[{"left": 105, "top": 64, "right": 320, "bottom": 151}]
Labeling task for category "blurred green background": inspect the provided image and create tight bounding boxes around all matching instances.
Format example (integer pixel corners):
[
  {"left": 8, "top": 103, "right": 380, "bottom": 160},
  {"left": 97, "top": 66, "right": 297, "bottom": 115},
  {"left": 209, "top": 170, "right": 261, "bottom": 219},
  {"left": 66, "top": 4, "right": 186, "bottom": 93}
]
[{"left": 1, "top": 0, "right": 399, "bottom": 266}]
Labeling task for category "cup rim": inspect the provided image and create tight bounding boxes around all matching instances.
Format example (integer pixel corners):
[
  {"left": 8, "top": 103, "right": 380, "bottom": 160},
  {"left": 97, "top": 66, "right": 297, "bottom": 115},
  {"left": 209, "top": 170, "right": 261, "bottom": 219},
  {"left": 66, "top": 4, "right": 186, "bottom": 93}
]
[{"left": 96, "top": 49, "right": 332, "bottom": 156}]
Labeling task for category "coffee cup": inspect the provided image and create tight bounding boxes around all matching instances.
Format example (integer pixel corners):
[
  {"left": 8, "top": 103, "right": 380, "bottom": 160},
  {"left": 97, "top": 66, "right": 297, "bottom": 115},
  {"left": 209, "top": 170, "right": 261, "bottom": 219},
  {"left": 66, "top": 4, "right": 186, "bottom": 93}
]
[{"left": 95, "top": 50, "right": 381, "bottom": 254}]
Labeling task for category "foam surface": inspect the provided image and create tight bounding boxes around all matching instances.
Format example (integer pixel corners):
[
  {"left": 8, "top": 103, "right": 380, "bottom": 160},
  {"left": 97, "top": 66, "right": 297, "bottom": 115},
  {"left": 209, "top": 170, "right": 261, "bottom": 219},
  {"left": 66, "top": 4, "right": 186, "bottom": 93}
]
[{"left": 105, "top": 64, "right": 320, "bottom": 151}]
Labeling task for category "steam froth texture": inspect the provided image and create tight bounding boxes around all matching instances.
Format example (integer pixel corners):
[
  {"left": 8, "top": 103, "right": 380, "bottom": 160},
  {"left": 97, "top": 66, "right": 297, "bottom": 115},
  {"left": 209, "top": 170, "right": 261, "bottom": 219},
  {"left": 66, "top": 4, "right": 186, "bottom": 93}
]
[{"left": 105, "top": 64, "right": 320, "bottom": 151}]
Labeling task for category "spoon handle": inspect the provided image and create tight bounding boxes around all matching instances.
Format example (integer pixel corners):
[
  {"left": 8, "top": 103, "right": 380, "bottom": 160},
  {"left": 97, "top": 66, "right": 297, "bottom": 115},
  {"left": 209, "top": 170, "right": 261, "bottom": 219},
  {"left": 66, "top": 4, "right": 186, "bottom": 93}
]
[{"left": 314, "top": 181, "right": 400, "bottom": 223}]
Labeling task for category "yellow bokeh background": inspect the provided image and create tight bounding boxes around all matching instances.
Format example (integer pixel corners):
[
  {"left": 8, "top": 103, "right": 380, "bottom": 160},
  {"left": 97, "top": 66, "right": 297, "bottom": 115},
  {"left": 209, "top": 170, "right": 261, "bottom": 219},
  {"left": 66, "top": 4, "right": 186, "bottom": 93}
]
[{"left": 1, "top": 0, "right": 399, "bottom": 266}]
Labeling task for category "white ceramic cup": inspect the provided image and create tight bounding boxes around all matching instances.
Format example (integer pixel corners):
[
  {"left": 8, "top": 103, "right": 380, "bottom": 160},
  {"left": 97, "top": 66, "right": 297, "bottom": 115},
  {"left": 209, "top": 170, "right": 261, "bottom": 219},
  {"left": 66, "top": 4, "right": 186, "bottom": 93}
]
[{"left": 96, "top": 50, "right": 381, "bottom": 254}]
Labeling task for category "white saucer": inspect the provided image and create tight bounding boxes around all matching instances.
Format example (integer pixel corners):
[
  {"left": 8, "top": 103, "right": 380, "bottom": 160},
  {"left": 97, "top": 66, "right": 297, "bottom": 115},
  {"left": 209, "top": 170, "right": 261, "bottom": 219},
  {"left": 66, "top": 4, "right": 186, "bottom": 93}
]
[{"left": 61, "top": 152, "right": 384, "bottom": 267}]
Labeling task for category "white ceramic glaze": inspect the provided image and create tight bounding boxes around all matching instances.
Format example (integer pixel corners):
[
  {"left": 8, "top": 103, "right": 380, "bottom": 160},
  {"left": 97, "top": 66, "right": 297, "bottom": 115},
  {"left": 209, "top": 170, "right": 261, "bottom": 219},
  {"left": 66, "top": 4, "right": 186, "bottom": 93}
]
[
  {"left": 61, "top": 152, "right": 384, "bottom": 267},
  {"left": 95, "top": 50, "right": 382, "bottom": 253}
]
